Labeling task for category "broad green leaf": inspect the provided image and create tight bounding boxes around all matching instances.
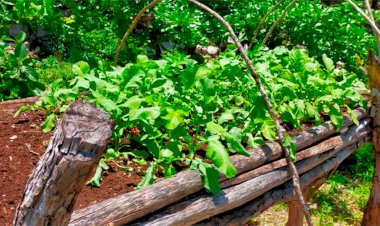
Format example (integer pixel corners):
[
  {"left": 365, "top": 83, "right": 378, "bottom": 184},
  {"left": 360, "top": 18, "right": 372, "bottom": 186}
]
[
  {"left": 72, "top": 61, "right": 90, "bottom": 76},
  {"left": 41, "top": 113, "right": 56, "bottom": 132},
  {"left": 16, "top": 31, "right": 26, "bottom": 42},
  {"left": 14, "top": 43, "right": 27, "bottom": 59},
  {"left": 206, "top": 138, "right": 237, "bottom": 178},
  {"left": 225, "top": 134, "right": 250, "bottom": 156},
  {"left": 162, "top": 107, "right": 189, "bottom": 130},
  {"left": 328, "top": 104, "right": 344, "bottom": 129},
  {"left": 218, "top": 111, "right": 234, "bottom": 123},
  {"left": 260, "top": 120, "right": 277, "bottom": 140},
  {"left": 198, "top": 162, "right": 221, "bottom": 194},
  {"left": 246, "top": 133, "right": 265, "bottom": 148},
  {"left": 136, "top": 161, "right": 157, "bottom": 189},
  {"left": 206, "top": 122, "right": 226, "bottom": 135},
  {"left": 195, "top": 66, "right": 211, "bottom": 81},
  {"left": 137, "top": 55, "right": 149, "bottom": 65},
  {"left": 129, "top": 107, "right": 160, "bottom": 124},
  {"left": 119, "top": 95, "right": 144, "bottom": 110},
  {"left": 322, "top": 54, "right": 334, "bottom": 72},
  {"left": 22, "top": 66, "right": 38, "bottom": 82}
]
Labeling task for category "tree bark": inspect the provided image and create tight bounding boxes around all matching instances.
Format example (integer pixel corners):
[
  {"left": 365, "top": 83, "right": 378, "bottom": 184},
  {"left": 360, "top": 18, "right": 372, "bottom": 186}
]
[
  {"left": 195, "top": 136, "right": 369, "bottom": 226},
  {"left": 13, "top": 100, "right": 114, "bottom": 226},
  {"left": 131, "top": 137, "right": 369, "bottom": 226},
  {"left": 362, "top": 49, "right": 380, "bottom": 226}
]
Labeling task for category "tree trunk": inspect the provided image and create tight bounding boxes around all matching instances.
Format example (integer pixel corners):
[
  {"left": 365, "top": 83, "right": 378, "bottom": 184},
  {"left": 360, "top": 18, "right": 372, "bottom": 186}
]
[
  {"left": 362, "top": 49, "right": 380, "bottom": 225},
  {"left": 13, "top": 101, "right": 114, "bottom": 226}
]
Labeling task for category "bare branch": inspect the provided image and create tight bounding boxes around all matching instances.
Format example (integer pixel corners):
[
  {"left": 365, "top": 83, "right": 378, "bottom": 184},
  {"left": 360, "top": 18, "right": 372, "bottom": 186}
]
[
  {"left": 261, "top": 0, "right": 298, "bottom": 47},
  {"left": 186, "top": 0, "right": 313, "bottom": 225},
  {"left": 248, "top": 0, "right": 286, "bottom": 50},
  {"left": 364, "top": 0, "right": 380, "bottom": 58},
  {"left": 113, "top": 0, "right": 162, "bottom": 66},
  {"left": 347, "top": 0, "right": 380, "bottom": 38}
]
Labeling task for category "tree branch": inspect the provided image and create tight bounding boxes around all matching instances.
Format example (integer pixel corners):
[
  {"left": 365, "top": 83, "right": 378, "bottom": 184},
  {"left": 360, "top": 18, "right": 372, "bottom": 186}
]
[
  {"left": 113, "top": 0, "right": 162, "bottom": 66},
  {"left": 364, "top": 0, "right": 380, "bottom": 58},
  {"left": 248, "top": 0, "right": 286, "bottom": 50},
  {"left": 261, "top": 0, "right": 298, "bottom": 47},
  {"left": 186, "top": 0, "right": 313, "bottom": 225}
]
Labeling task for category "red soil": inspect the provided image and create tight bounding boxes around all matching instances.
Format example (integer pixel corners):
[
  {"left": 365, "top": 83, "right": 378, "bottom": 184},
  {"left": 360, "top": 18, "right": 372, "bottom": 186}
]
[{"left": 0, "top": 100, "right": 142, "bottom": 225}]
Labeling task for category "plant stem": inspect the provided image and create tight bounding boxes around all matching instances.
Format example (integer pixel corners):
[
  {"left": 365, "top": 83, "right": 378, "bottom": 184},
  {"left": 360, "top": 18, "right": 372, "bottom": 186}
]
[
  {"left": 187, "top": 0, "right": 313, "bottom": 225},
  {"left": 260, "top": 0, "right": 298, "bottom": 48},
  {"left": 347, "top": 0, "right": 380, "bottom": 38},
  {"left": 364, "top": 0, "right": 380, "bottom": 59},
  {"left": 248, "top": 0, "right": 286, "bottom": 50},
  {"left": 113, "top": 0, "right": 162, "bottom": 66}
]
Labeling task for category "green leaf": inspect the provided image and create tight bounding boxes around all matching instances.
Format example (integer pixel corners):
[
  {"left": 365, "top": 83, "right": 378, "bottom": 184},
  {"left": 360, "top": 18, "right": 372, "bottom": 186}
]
[
  {"left": 246, "top": 133, "right": 265, "bottom": 148},
  {"left": 260, "top": 120, "right": 276, "bottom": 140},
  {"left": 86, "top": 160, "right": 109, "bottom": 187},
  {"left": 137, "top": 55, "right": 149, "bottom": 65},
  {"left": 283, "top": 134, "right": 297, "bottom": 162},
  {"left": 327, "top": 104, "right": 344, "bottom": 130},
  {"left": 129, "top": 107, "right": 160, "bottom": 124},
  {"left": 163, "top": 164, "right": 177, "bottom": 178},
  {"left": 136, "top": 161, "right": 157, "bottom": 189},
  {"left": 119, "top": 95, "right": 144, "bottom": 110},
  {"left": 206, "top": 122, "right": 226, "bottom": 135},
  {"left": 225, "top": 133, "right": 250, "bottom": 156},
  {"left": 14, "top": 43, "right": 27, "bottom": 59},
  {"left": 206, "top": 138, "right": 237, "bottom": 178},
  {"left": 218, "top": 111, "right": 234, "bottom": 124},
  {"left": 195, "top": 66, "right": 211, "bottom": 81},
  {"left": 72, "top": 61, "right": 90, "bottom": 76},
  {"left": 198, "top": 161, "right": 221, "bottom": 194},
  {"left": 162, "top": 107, "right": 189, "bottom": 130},
  {"left": 23, "top": 65, "right": 38, "bottom": 82},
  {"left": 16, "top": 31, "right": 26, "bottom": 42},
  {"left": 346, "top": 105, "right": 359, "bottom": 125},
  {"left": 86, "top": 165, "right": 103, "bottom": 187},
  {"left": 41, "top": 113, "right": 56, "bottom": 132},
  {"left": 322, "top": 54, "right": 334, "bottom": 73}
]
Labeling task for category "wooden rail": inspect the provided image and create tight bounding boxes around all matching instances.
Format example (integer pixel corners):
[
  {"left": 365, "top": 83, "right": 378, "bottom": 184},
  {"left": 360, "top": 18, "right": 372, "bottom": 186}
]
[{"left": 8, "top": 97, "right": 372, "bottom": 225}]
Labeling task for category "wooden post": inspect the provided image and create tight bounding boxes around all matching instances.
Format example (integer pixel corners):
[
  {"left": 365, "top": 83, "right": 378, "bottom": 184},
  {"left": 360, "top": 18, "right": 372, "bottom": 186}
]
[
  {"left": 362, "top": 49, "right": 380, "bottom": 225},
  {"left": 13, "top": 101, "right": 114, "bottom": 226}
]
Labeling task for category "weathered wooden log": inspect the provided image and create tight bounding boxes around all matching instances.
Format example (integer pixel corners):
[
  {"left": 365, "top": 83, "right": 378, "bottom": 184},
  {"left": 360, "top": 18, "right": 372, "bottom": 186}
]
[
  {"left": 195, "top": 137, "right": 369, "bottom": 226},
  {"left": 69, "top": 108, "right": 368, "bottom": 226},
  {"left": 132, "top": 131, "right": 370, "bottom": 226},
  {"left": 363, "top": 49, "right": 380, "bottom": 225},
  {"left": 221, "top": 118, "right": 371, "bottom": 188},
  {"left": 13, "top": 101, "right": 114, "bottom": 226}
]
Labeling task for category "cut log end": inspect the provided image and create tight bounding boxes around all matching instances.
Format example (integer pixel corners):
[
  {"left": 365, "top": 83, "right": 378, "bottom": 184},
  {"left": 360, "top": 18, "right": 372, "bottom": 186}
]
[{"left": 13, "top": 101, "right": 114, "bottom": 226}]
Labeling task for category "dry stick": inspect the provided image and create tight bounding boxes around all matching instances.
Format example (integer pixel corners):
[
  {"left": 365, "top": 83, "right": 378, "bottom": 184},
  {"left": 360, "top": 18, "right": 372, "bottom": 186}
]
[
  {"left": 260, "top": 0, "right": 298, "bottom": 47},
  {"left": 364, "top": 0, "right": 380, "bottom": 59},
  {"left": 113, "top": 0, "right": 162, "bottom": 66},
  {"left": 347, "top": 0, "right": 380, "bottom": 38},
  {"left": 248, "top": 0, "right": 286, "bottom": 50},
  {"left": 186, "top": 0, "right": 312, "bottom": 225}
]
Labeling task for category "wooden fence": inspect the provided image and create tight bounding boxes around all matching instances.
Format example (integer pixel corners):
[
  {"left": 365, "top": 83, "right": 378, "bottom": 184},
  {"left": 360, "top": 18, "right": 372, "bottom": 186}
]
[{"left": 10, "top": 97, "right": 372, "bottom": 225}]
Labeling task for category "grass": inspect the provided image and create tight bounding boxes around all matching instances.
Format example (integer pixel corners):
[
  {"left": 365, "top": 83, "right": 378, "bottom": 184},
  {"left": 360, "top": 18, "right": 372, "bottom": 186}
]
[{"left": 251, "top": 143, "right": 374, "bottom": 225}]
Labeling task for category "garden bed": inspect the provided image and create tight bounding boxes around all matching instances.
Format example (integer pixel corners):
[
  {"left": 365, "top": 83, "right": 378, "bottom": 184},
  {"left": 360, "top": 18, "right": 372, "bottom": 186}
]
[{"left": 1, "top": 97, "right": 371, "bottom": 225}]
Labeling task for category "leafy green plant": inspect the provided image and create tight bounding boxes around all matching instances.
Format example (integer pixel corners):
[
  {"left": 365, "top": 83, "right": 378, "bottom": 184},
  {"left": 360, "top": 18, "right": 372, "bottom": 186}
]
[
  {"left": 25, "top": 45, "right": 366, "bottom": 193},
  {"left": 0, "top": 31, "right": 45, "bottom": 100}
]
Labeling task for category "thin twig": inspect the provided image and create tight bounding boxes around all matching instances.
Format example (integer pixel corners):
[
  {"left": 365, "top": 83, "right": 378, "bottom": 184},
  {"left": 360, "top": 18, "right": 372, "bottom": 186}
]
[
  {"left": 364, "top": 0, "right": 380, "bottom": 59},
  {"left": 260, "top": 0, "right": 298, "bottom": 48},
  {"left": 187, "top": 0, "right": 313, "bottom": 225},
  {"left": 347, "top": 0, "right": 380, "bottom": 38},
  {"left": 248, "top": 0, "right": 286, "bottom": 50},
  {"left": 113, "top": 0, "right": 162, "bottom": 66}
]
